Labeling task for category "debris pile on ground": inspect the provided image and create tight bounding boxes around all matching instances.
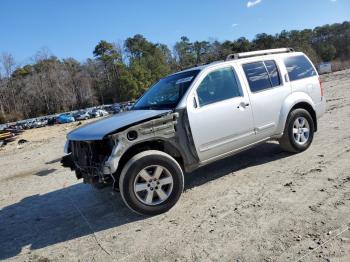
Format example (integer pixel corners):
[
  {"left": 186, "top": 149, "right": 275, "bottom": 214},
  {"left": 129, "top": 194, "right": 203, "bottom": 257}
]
[{"left": 0, "top": 127, "right": 24, "bottom": 147}]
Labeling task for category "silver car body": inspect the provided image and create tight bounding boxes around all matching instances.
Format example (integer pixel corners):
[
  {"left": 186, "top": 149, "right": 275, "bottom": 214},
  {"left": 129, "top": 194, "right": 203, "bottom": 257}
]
[
  {"left": 64, "top": 48, "right": 326, "bottom": 182},
  {"left": 179, "top": 51, "right": 326, "bottom": 162}
]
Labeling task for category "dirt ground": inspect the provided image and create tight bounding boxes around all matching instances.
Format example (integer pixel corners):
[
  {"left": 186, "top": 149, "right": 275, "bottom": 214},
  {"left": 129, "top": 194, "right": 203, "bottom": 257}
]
[{"left": 1, "top": 70, "right": 350, "bottom": 262}]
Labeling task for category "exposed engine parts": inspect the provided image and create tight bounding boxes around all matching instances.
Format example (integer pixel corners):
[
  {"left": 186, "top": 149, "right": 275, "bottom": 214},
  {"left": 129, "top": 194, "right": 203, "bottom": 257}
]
[{"left": 63, "top": 112, "right": 182, "bottom": 187}]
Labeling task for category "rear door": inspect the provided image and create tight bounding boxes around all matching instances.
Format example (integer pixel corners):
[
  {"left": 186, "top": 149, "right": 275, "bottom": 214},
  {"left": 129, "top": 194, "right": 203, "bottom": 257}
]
[
  {"left": 186, "top": 65, "right": 255, "bottom": 162},
  {"left": 239, "top": 58, "right": 291, "bottom": 139}
]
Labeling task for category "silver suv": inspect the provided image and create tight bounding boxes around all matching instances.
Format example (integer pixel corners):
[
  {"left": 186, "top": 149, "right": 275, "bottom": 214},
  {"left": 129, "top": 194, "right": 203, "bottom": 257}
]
[{"left": 62, "top": 48, "right": 326, "bottom": 215}]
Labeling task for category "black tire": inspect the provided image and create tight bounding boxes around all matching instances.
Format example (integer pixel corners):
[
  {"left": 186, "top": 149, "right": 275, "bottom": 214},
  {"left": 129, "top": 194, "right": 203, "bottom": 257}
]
[
  {"left": 119, "top": 150, "right": 184, "bottom": 216},
  {"left": 279, "top": 108, "right": 315, "bottom": 153}
]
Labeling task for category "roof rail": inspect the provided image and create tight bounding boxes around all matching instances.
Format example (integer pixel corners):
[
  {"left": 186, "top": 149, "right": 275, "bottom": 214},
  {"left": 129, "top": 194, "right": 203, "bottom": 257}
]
[{"left": 225, "top": 48, "right": 294, "bottom": 61}]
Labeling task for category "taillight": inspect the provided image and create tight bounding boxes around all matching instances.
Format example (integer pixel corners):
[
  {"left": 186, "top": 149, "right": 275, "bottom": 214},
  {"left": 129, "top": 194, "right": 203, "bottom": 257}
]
[{"left": 319, "top": 77, "right": 324, "bottom": 97}]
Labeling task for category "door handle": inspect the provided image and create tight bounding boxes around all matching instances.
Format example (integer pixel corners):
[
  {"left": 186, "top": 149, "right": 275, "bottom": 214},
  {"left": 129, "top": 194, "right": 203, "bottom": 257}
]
[{"left": 237, "top": 102, "right": 250, "bottom": 109}]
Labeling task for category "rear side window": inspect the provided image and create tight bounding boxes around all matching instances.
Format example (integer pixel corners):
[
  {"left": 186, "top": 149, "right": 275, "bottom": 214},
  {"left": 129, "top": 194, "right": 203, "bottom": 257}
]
[
  {"left": 242, "top": 60, "right": 281, "bottom": 92},
  {"left": 265, "top": 60, "right": 281, "bottom": 87},
  {"left": 284, "top": 55, "right": 317, "bottom": 81},
  {"left": 197, "top": 67, "right": 242, "bottom": 107}
]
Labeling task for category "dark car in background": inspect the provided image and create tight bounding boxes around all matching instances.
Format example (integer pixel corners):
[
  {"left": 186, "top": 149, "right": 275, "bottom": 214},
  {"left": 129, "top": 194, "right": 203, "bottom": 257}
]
[
  {"left": 74, "top": 111, "right": 91, "bottom": 121},
  {"left": 105, "top": 104, "right": 121, "bottom": 114}
]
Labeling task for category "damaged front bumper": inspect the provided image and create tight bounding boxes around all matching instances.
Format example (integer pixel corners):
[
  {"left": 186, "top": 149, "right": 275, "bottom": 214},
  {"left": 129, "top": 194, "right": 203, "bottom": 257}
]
[
  {"left": 62, "top": 139, "right": 117, "bottom": 184},
  {"left": 63, "top": 139, "right": 121, "bottom": 175}
]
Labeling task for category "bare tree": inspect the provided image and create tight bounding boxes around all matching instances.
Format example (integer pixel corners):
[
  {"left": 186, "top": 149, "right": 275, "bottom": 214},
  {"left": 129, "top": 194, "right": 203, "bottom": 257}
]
[
  {"left": 0, "top": 52, "right": 17, "bottom": 114},
  {"left": 1, "top": 52, "right": 16, "bottom": 77}
]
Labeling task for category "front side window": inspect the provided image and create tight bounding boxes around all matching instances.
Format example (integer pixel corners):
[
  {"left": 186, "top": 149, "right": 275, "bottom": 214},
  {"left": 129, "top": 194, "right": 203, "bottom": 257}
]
[
  {"left": 133, "top": 70, "right": 200, "bottom": 110},
  {"left": 284, "top": 55, "right": 317, "bottom": 81},
  {"left": 243, "top": 60, "right": 281, "bottom": 92},
  {"left": 196, "top": 67, "right": 243, "bottom": 107}
]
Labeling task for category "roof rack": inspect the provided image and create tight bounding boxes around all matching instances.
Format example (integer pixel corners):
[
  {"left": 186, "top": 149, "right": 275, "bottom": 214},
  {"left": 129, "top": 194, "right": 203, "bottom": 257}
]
[{"left": 225, "top": 48, "right": 294, "bottom": 61}]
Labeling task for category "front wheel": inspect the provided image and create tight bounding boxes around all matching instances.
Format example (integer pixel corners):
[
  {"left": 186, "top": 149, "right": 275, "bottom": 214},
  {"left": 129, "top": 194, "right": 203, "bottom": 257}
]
[
  {"left": 119, "top": 150, "right": 184, "bottom": 215},
  {"left": 279, "top": 108, "right": 315, "bottom": 153}
]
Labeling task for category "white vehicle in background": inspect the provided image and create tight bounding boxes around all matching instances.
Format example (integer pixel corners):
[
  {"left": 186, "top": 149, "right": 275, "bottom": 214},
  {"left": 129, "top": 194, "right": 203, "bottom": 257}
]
[
  {"left": 97, "top": 109, "right": 109, "bottom": 116},
  {"left": 62, "top": 48, "right": 326, "bottom": 215},
  {"left": 89, "top": 109, "right": 109, "bottom": 118}
]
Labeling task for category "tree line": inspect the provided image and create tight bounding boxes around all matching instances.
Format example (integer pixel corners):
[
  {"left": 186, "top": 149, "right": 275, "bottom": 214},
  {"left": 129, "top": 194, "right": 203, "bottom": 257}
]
[{"left": 0, "top": 21, "right": 349, "bottom": 123}]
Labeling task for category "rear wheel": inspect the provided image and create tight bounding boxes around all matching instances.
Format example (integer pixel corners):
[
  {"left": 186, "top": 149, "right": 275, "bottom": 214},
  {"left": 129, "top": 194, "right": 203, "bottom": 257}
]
[
  {"left": 279, "top": 108, "right": 315, "bottom": 153},
  {"left": 119, "top": 150, "right": 184, "bottom": 215}
]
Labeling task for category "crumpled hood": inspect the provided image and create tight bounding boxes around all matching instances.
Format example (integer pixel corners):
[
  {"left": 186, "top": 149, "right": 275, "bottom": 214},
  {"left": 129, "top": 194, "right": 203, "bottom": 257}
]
[{"left": 67, "top": 109, "right": 171, "bottom": 141}]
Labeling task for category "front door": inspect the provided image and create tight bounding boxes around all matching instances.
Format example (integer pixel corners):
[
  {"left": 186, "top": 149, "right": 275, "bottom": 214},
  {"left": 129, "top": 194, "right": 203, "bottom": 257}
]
[{"left": 186, "top": 66, "right": 255, "bottom": 162}]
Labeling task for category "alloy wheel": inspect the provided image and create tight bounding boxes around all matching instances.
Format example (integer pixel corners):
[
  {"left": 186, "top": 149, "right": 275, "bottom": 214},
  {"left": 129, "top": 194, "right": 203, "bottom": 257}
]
[
  {"left": 133, "top": 165, "right": 174, "bottom": 206},
  {"left": 292, "top": 116, "right": 310, "bottom": 145}
]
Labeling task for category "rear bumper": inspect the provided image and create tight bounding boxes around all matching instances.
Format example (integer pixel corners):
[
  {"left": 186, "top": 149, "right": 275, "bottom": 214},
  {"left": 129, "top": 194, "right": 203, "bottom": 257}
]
[{"left": 315, "top": 97, "right": 326, "bottom": 119}]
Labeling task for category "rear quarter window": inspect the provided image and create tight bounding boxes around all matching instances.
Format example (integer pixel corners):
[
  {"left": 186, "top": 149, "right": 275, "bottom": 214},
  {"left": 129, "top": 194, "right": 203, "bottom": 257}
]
[{"left": 284, "top": 55, "right": 317, "bottom": 81}]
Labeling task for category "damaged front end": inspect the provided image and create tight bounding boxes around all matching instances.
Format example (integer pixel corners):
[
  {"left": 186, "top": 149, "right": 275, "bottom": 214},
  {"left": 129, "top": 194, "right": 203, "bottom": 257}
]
[{"left": 61, "top": 111, "right": 182, "bottom": 188}]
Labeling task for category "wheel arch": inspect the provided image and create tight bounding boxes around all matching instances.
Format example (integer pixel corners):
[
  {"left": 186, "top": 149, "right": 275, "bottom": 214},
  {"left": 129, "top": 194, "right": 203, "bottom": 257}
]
[
  {"left": 290, "top": 102, "right": 317, "bottom": 131},
  {"left": 115, "top": 139, "right": 185, "bottom": 179},
  {"left": 278, "top": 92, "right": 317, "bottom": 135}
]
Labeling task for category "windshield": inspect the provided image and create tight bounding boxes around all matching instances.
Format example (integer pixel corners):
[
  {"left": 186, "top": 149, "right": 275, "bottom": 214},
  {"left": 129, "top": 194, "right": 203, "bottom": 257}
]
[{"left": 133, "top": 70, "right": 200, "bottom": 110}]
